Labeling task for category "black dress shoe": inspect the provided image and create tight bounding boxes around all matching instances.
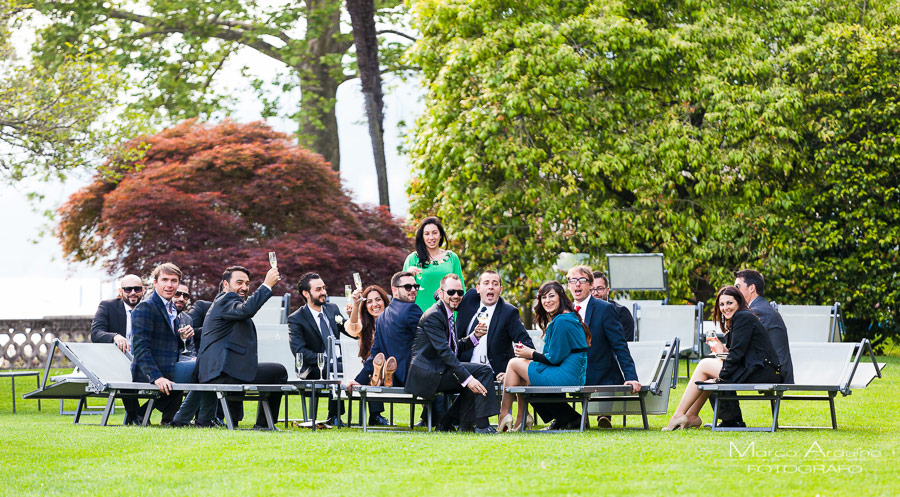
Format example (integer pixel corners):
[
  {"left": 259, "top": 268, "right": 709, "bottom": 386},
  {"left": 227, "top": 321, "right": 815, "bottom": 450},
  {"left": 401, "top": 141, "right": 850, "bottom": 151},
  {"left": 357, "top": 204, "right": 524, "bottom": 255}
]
[
  {"left": 436, "top": 423, "right": 457, "bottom": 432},
  {"left": 716, "top": 419, "right": 747, "bottom": 428},
  {"left": 474, "top": 426, "right": 498, "bottom": 434},
  {"left": 326, "top": 416, "right": 345, "bottom": 428},
  {"left": 368, "top": 414, "right": 390, "bottom": 426},
  {"left": 458, "top": 422, "right": 474, "bottom": 433},
  {"left": 414, "top": 419, "right": 428, "bottom": 428}
]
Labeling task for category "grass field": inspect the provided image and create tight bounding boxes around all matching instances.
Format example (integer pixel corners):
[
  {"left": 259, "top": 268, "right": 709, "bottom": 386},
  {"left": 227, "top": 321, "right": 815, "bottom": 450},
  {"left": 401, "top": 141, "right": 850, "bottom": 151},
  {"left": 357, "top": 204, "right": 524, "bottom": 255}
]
[{"left": 2, "top": 358, "right": 899, "bottom": 497}]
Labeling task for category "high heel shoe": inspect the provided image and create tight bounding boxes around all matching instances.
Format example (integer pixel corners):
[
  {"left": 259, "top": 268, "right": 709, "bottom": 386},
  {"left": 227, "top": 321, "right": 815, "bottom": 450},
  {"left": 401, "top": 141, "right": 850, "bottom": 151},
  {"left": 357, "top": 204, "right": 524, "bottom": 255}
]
[
  {"left": 498, "top": 414, "right": 514, "bottom": 433},
  {"left": 370, "top": 353, "right": 385, "bottom": 386},
  {"left": 686, "top": 416, "right": 703, "bottom": 429},
  {"left": 383, "top": 356, "right": 397, "bottom": 387},
  {"left": 512, "top": 413, "right": 534, "bottom": 432},
  {"left": 661, "top": 415, "right": 689, "bottom": 431}
]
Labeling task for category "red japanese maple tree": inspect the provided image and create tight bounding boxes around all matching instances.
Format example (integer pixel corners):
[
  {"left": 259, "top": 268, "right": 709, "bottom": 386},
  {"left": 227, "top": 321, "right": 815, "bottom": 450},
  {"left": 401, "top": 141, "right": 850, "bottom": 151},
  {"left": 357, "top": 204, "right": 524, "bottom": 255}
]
[{"left": 57, "top": 119, "right": 410, "bottom": 305}]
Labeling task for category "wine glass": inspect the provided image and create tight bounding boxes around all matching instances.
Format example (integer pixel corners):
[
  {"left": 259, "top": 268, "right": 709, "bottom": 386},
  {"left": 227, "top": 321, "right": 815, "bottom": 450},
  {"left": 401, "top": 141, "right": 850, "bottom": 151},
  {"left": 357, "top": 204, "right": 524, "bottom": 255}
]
[
  {"left": 477, "top": 311, "right": 489, "bottom": 329},
  {"left": 345, "top": 284, "right": 353, "bottom": 300},
  {"left": 317, "top": 352, "right": 326, "bottom": 381},
  {"left": 179, "top": 326, "right": 190, "bottom": 354},
  {"left": 295, "top": 352, "right": 304, "bottom": 376},
  {"left": 268, "top": 251, "right": 277, "bottom": 268},
  {"left": 353, "top": 272, "right": 362, "bottom": 290}
]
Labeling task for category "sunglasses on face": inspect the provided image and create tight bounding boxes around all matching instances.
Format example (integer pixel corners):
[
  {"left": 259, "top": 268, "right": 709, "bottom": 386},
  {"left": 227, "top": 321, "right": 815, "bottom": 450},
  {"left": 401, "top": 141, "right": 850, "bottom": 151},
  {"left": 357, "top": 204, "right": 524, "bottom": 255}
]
[
  {"left": 443, "top": 289, "right": 464, "bottom": 297},
  {"left": 122, "top": 286, "right": 144, "bottom": 294},
  {"left": 174, "top": 291, "right": 190, "bottom": 299},
  {"left": 394, "top": 283, "right": 421, "bottom": 292}
]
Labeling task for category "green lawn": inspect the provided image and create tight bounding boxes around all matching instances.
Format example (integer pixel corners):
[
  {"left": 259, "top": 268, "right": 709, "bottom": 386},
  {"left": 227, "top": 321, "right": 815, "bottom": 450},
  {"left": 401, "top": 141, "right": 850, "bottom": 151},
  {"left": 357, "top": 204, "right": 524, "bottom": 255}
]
[{"left": 2, "top": 358, "right": 898, "bottom": 497}]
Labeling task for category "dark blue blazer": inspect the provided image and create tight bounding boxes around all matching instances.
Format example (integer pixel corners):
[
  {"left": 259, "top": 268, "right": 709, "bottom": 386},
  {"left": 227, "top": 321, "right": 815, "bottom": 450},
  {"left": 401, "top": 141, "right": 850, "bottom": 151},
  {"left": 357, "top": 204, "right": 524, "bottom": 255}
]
[
  {"left": 355, "top": 299, "right": 423, "bottom": 386},
  {"left": 197, "top": 286, "right": 272, "bottom": 383},
  {"left": 584, "top": 296, "right": 638, "bottom": 385},
  {"left": 455, "top": 289, "right": 534, "bottom": 374},
  {"left": 90, "top": 298, "right": 127, "bottom": 343},
  {"left": 131, "top": 291, "right": 180, "bottom": 383},
  {"left": 749, "top": 297, "right": 794, "bottom": 383}
]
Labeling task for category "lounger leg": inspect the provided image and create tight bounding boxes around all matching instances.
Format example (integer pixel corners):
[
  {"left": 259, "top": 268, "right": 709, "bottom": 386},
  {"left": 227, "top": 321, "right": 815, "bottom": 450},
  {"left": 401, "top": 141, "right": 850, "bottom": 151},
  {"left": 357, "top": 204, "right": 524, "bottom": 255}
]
[
  {"left": 335, "top": 386, "right": 343, "bottom": 429},
  {"left": 520, "top": 395, "right": 530, "bottom": 432},
  {"left": 10, "top": 376, "right": 15, "bottom": 413},
  {"left": 361, "top": 392, "right": 368, "bottom": 433},
  {"left": 427, "top": 401, "right": 432, "bottom": 432},
  {"left": 347, "top": 393, "right": 354, "bottom": 427},
  {"left": 829, "top": 392, "right": 837, "bottom": 430},
  {"left": 142, "top": 398, "right": 155, "bottom": 426},
  {"left": 770, "top": 395, "right": 781, "bottom": 432},
  {"left": 100, "top": 392, "right": 116, "bottom": 426},
  {"left": 73, "top": 398, "right": 86, "bottom": 424},
  {"left": 260, "top": 394, "right": 275, "bottom": 430},
  {"left": 640, "top": 394, "right": 649, "bottom": 430},
  {"left": 35, "top": 373, "right": 41, "bottom": 411},
  {"left": 580, "top": 396, "right": 589, "bottom": 433},
  {"left": 301, "top": 391, "right": 308, "bottom": 422},
  {"left": 218, "top": 392, "right": 234, "bottom": 430},
  {"left": 310, "top": 385, "right": 318, "bottom": 432},
  {"left": 283, "top": 395, "right": 289, "bottom": 429},
  {"left": 710, "top": 394, "right": 720, "bottom": 432}
]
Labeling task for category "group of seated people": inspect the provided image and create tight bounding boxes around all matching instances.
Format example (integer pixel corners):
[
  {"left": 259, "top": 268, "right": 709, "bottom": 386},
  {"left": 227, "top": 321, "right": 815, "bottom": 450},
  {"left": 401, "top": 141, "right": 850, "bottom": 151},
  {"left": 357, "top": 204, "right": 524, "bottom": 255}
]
[{"left": 88, "top": 216, "right": 793, "bottom": 432}]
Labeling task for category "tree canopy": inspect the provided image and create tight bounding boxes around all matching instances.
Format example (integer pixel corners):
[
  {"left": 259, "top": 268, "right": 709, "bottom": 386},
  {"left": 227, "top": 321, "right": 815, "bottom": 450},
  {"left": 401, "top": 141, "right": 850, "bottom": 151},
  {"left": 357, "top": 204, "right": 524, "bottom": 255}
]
[
  {"left": 407, "top": 0, "right": 899, "bottom": 343},
  {"left": 57, "top": 119, "right": 410, "bottom": 302}
]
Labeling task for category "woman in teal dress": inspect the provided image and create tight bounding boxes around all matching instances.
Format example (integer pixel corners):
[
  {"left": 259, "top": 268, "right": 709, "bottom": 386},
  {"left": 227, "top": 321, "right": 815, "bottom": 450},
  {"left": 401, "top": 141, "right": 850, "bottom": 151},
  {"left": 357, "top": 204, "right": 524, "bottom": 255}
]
[
  {"left": 497, "top": 280, "right": 590, "bottom": 432},
  {"left": 403, "top": 216, "right": 464, "bottom": 312}
]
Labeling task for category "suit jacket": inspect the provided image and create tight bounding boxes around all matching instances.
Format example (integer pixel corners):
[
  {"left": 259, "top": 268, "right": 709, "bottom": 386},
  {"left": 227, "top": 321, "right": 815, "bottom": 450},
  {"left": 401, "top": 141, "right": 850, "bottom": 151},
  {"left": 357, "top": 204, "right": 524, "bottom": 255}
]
[
  {"left": 610, "top": 300, "right": 635, "bottom": 342},
  {"left": 187, "top": 300, "right": 212, "bottom": 351},
  {"left": 131, "top": 291, "right": 180, "bottom": 383},
  {"left": 719, "top": 310, "right": 782, "bottom": 383},
  {"left": 749, "top": 297, "right": 794, "bottom": 383},
  {"left": 287, "top": 302, "right": 347, "bottom": 376},
  {"left": 90, "top": 298, "right": 128, "bottom": 343},
  {"left": 455, "top": 289, "right": 534, "bottom": 374},
  {"left": 197, "top": 285, "right": 272, "bottom": 382},
  {"left": 355, "top": 299, "right": 423, "bottom": 386},
  {"left": 584, "top": 296, "right": 638, "bottom": 385},
  {"left": 405, "top": 301, "right": 471, "bottom": 399}
]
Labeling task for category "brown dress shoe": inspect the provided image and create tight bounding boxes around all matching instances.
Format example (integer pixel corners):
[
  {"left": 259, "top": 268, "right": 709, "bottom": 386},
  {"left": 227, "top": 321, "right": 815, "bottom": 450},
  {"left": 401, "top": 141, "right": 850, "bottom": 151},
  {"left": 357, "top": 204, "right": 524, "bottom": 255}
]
[
  {"left": 383, "top": 356, "right": 398, "bottom": 387},
  {"left": 371, "top": 353, "right": 386, "bottom": 386}
]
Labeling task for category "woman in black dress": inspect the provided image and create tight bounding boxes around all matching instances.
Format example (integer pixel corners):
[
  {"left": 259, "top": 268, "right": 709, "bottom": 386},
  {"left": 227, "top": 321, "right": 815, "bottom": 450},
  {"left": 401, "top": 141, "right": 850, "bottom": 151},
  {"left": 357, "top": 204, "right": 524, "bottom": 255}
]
[{"left": 662, "top": 285, "right": 783, "bottom": 431}]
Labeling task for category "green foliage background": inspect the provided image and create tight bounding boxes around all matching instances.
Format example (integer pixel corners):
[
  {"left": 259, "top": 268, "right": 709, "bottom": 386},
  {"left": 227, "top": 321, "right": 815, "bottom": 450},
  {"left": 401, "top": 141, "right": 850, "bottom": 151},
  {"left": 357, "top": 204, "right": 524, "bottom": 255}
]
[{"left": 406, "top": 0, "right": 900, "bottom": 344}]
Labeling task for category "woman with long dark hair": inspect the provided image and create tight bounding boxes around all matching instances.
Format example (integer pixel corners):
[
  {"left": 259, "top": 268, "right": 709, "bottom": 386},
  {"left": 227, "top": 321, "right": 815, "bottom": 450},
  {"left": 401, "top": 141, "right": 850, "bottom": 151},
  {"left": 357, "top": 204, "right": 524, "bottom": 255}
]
[
  {"left": 662, "top": 285, "right": 783, "bottom": 431},
  {"left": 496, "top": 280, "right": 590, "bottom": 432},
  {"left": 402, "top": 216, "right": 464, "bottom": 312},
  {"left": 345, "top": 284, "right": 390, "bottom": 361}
]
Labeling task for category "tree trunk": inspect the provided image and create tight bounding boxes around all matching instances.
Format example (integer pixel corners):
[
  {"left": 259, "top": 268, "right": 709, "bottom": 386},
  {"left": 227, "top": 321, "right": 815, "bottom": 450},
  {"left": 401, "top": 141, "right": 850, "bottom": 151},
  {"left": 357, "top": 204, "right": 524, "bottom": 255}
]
[{"left": 346, "top": 0, "right": 390, "bottom": 207}]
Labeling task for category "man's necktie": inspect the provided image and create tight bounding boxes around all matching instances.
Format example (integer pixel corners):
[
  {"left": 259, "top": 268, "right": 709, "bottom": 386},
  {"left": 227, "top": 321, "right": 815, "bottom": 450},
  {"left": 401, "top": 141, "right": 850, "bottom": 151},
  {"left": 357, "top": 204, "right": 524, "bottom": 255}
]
[
  {"left": 575, "top": 305, "right": 581, "bottom": 313},
  {"left": 318, "top": 312, "right": 332, "bottom": 358},
  {"left": 448, "top": 312, "right": 457, "bottom": 354}
]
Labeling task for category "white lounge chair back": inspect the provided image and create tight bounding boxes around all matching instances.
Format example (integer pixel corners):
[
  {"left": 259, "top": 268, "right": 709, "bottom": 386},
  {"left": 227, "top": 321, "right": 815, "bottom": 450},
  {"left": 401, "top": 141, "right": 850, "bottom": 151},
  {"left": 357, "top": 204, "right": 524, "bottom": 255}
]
[
  {"left": 776, "top": 304, "right": 841, "bottom": 342},
  {"left": 588, "top": 340, "right": 677, "bottom": 416},
  {"left": 526, "top": 329, "right": 544, "bottom": 354},
  {"left": 328, "top": 296, "right": 350, "bottom": 318},
  {"left": 337, "top": 334, "right": 365, "bottom": 384},
  {"left": 252, "top": 296, "right": 287, "bottom": 327},
  {"left": 255, "top": 324, "right": 302, "bottom": 381},
  {"left": 635, "top": 304, "right": 700, "bottom": 354},
  {"left": 615, "top": 299, "right": 662, "bottom": 312},
  {"left": 62, "top": 342, "right": 133, "bottom": 385},
  {"left": 789, "top": 342, "right": 855, "bottom": 386}
]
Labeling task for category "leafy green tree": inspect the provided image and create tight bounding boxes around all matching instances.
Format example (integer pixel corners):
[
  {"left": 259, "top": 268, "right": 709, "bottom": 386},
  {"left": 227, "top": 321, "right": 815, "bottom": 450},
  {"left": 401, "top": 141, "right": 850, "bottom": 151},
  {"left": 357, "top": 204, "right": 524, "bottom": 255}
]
[
  {"left": 27, "top": 0, "right": 414, "bottom": 204},
  {"left": 0, "top": 0, "right": 129, "bottom": 185},
  {"left": 407, "top": 0, "right": 899, "bottom": 342}
]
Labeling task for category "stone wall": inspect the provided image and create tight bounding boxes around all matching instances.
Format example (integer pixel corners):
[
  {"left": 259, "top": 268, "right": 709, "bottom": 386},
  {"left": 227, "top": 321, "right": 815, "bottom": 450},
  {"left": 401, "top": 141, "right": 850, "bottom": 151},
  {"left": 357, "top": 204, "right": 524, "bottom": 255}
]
[{"left": 0, "top": 317, "right": 92, "bottom": 369}]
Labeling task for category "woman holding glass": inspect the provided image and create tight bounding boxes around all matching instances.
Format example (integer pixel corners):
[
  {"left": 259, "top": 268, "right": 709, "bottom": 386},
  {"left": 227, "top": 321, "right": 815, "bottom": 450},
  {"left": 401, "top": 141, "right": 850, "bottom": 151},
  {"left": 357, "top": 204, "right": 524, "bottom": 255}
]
[
  {"left": 662, "top": 285, "right": 784, "bottom": 431},
  {"left": 403, "top": 216, "right": 464, "bottom": 313},
  {"left": 344, "top": 284, "right": 390, "bottom": 361},
  {"left": 496, "top": 281, "right": 590, "bottom": 432}
]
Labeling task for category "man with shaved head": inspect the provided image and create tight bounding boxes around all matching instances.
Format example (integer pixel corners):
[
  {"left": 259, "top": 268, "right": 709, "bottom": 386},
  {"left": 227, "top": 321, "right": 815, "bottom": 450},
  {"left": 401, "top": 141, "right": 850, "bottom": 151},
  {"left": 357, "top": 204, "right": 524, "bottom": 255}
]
[{"left": 90, "top": 273, "right": 146, "bottom": 424}]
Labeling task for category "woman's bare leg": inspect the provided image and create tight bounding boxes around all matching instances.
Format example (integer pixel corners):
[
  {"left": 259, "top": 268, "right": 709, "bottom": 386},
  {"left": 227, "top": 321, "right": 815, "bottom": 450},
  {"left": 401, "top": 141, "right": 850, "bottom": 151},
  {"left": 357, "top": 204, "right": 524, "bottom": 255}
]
[
  {"left": 505, "top": 359, "right": 531, "bottom": 425},
  {"left": 669, "top": 359, "right": 723, "bottom": 423}
]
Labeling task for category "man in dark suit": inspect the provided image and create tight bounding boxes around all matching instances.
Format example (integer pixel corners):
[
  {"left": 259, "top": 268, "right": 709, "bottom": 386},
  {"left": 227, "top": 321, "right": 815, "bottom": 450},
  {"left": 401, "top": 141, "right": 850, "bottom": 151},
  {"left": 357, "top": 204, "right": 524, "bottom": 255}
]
[
  {"left": 131, "top": 263, "right": 194, "bottom": 424},
  {"left": 197, "top": 264, "right": 286, "bottom": 429},
  {"left": 90, "top": 273, "right": 145, "bottom": 423},
  {"left": 405, "top": 274, "right": 499, "bottom": 434},
  {"left": 288, "top": 271, "right": 348, "bottom": 426},
  {"left": 714, "top": 269, "right": 796, "bottom": 428},
  {"left": 535, "top": 265, "right": 641, "bottom": 430},
  {"left": 346, "top": 271, "right": 423, "bottom": 425},
  {"left": 591, "top": 271, "right": 635, "bottom": 341}
]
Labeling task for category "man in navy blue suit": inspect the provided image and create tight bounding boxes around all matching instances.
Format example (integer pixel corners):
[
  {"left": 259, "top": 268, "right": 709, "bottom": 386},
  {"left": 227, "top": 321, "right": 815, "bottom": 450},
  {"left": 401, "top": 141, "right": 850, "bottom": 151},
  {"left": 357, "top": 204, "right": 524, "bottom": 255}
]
[
  {"left": 534, "top": 265, "right": 641, "bottom": 430},
  {"left": 131, "top": 262, "right": 194, "bottom": 424}
]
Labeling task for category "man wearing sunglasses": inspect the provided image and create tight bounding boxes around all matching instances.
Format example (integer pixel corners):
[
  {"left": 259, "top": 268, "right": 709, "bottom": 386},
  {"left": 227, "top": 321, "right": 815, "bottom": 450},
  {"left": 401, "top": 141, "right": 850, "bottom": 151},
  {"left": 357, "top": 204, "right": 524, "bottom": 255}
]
[
  {"left": 90, "top": 273, "right": 145, "bottom": 424},
  {"left": 348, "top": 271, "right": 423, "bottom": 392},
  {"left": 592, "top": 271, "right": 634, "bottom": 342},
  {"left": 405, "top": 274, "right": 500, "bottom": 433}
]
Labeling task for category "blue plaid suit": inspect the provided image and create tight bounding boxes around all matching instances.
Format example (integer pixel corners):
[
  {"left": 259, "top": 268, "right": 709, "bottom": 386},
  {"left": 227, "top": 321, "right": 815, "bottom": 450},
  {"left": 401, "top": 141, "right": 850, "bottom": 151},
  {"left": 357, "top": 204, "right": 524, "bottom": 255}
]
[{"left": 131, "top": 291, "right": 180, "bottom": 383}]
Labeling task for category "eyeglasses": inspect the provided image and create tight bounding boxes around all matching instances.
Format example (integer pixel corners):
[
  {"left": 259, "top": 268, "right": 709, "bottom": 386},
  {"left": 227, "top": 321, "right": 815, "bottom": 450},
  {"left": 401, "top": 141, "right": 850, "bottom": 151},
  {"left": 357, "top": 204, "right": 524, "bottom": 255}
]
[
  {"left": 394, "top": 283, "right": 421, "bottom": 292},
  {"left": 591, "top": 287, "right": 608, "bottom": 292},
  {"left": 122, "top": 286, "right": 144, "bottom": 294},
  {"left": 444, "top": 289, "right": 464, "bottom": 297},
  {"left": 567, "top": 278, "right": 590, "bottom": 285},
  {"left": 174, "top": 291, "right": 190, "bottom": 299}
]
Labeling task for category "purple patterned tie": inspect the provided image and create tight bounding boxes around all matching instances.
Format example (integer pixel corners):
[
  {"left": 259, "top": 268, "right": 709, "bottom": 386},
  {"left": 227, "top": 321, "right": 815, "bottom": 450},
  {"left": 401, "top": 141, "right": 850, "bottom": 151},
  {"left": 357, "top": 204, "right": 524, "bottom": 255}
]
[{"left": 448, "top": 312, "right": 457, "bottom": 354}]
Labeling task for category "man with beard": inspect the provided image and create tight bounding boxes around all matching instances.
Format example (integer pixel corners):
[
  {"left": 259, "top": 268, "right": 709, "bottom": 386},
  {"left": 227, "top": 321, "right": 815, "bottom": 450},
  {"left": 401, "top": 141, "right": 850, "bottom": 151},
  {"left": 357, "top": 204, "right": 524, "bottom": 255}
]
[
  {"left": 405, "top": 274, "right": 499, "bottom": 434},
  {"left": 131, "top": 263, "right": 194, "bottom": 424},
  {"left": 90, "top": 273, "right": 145, "bottom": 424},
  {"left": 197, "top": 265, "right": 286, "bottom": 429},
  {"left": 591, "top": 271, "right": 635, "bottom": 342},
  {"left": 288, "top": 271, "right": 348, "bottom": 427}
]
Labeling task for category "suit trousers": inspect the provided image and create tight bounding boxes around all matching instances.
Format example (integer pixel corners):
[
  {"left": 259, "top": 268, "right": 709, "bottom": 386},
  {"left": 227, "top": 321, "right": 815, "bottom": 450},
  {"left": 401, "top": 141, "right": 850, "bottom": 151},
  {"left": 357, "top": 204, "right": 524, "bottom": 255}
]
[
  {"left": 205, "top": 362, "right": 289, "bottom": 427},
  {"left": 436, "top": 363, "right": 499, "bottom": 424}
]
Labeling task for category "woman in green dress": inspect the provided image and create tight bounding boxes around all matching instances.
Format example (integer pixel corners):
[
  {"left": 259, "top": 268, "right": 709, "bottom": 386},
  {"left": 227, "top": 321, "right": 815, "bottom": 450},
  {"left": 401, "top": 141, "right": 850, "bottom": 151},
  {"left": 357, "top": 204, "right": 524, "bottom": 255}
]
[{"left": 403, "top": 216, "right": 464, "bottom": 312}]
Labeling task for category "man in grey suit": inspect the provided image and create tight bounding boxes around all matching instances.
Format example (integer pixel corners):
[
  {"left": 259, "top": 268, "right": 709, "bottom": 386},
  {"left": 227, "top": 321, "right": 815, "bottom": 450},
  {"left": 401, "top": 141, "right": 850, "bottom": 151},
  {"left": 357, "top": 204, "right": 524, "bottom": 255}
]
[{"left": 715, "top": 269, "right": 795, "bottom": 427}]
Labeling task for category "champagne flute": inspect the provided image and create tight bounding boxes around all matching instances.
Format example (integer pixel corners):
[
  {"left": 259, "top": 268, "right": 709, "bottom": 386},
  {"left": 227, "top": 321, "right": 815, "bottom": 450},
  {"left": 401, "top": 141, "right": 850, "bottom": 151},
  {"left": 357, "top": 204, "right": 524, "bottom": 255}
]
[
  {"left": 179, "top": 326, "right": 190, "bottom": 354},
  {"left": 345, "top": 284, "right": 353, "bottom": 300},
  {"left": 353, "top": 272, "right": 362, "bottom": 290},
  {"left": 295, "top": 352, "right": 304, "bottom": 376},
  {"left": 268, "top": 251, "right": 277, "bottom": 268},
  {"left": 317, "top": 352, "right": 326, "bottom": 381}
]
